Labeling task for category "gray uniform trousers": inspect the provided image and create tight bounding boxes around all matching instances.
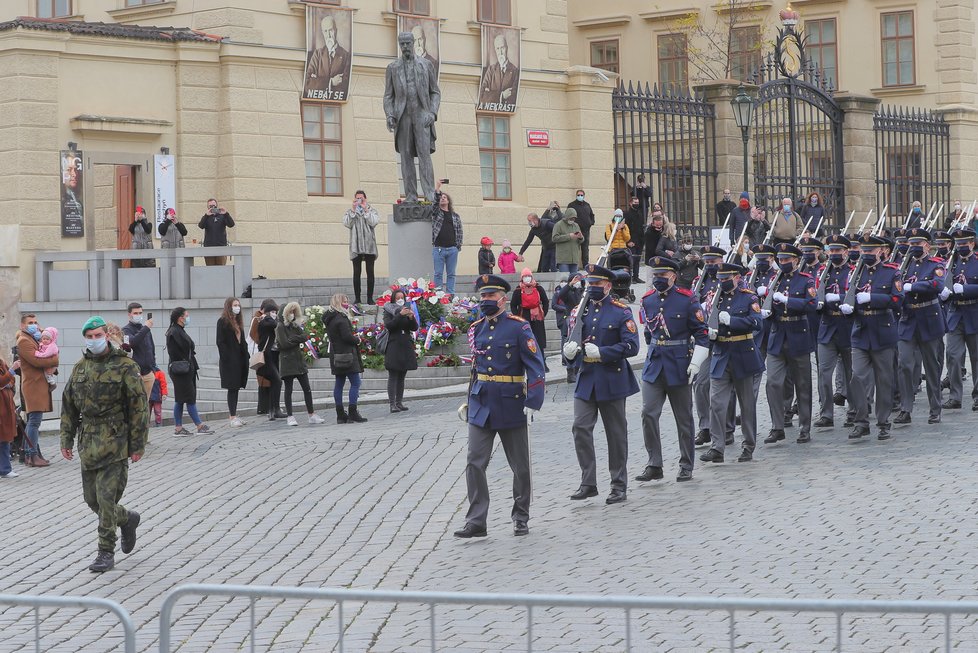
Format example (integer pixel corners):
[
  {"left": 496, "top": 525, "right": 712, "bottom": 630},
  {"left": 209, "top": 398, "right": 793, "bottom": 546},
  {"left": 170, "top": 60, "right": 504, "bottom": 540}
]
[
  {"left": 464, "top": 424, "right": 531, "bottom": 528},
  {"left": 946, "top": 323, "right": 978, "bottom": 403},
  {"left": 850, "top": 347, "right": 896, "bottom": 427},
  {"left": 573, "top": 397, "right": 628, "bottom": 491},
  {"left": 897, "top": 337, "right": 944, "bottom": 419},
  {"left": 709, "top": 369, "right": 758, "bottom": 454},
  {"left": 817, "top": 342, "right": 854, "bottom": 420},
  {"left": 695, "top": 363, "right": 736, "bottom": 434},
  {"left": 766, "top": 353, "right": 813, "bottom": 434},
  {"left": 641, "top": 378, "right": 695, "bottom": 472}
]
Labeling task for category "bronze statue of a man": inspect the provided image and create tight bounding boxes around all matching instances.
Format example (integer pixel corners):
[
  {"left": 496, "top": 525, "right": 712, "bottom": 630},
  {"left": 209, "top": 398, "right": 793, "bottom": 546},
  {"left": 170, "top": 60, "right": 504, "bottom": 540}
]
[{"left": 384, "top": 32, "right": 441, "bottom": 203}]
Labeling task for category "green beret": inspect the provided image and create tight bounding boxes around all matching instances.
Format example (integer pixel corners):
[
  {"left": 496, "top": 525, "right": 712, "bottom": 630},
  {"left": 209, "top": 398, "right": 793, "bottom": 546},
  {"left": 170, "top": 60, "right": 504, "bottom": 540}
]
[{"left": 82, "top": 315, "right": 107, "bottom": 334}]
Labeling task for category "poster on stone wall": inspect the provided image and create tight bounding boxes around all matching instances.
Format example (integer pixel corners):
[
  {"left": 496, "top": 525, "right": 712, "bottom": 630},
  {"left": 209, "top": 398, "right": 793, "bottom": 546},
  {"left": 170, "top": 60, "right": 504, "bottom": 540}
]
[
  {"left": 477, "top": 24, "right": 521, "bottom": 114},
  {"left": 397, "top": 14, "right": 440, "bottom": 82},
  {"left": 302, "top": 5, "right": 354, "bottom": 102},
  {"left": 60, "top": 149, "right": 84, "bottom": 237},
  {"left": 153, "top": 154, "right": 176, "bottom": 238}
]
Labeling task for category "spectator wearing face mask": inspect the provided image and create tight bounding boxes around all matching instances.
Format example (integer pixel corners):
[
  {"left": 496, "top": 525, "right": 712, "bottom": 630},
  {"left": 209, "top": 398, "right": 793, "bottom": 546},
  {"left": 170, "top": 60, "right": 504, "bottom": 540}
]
[
  {"left": 128, "top": 205, "right": 154, "bottom": 268},
  {"left": 554, "top": 272, "right": 584, "bottom": 382},
  {"left": 716, "top": 188, "right": 736, "bottom": 226},
  {"left": 256, "top": 299, "right": 287, "bottom": 421},
  {"left": 121, "top": 302, "right": 157, "bottom": 400},
  {"left": 644, "top": 205, "right": 678, "bottom": 264},
  {"left": 623, "top": 196, "right": 645, "bottom": 282},
  {"left": 520, "top": 208, "right": 557, "bottom": 273},
  {"left": 746, "top": 204, "right": 770, "bottom": 246},
  {"left": 510, "top": 268, "right": 550, "bottom": 368},
  {"left": 217, "top": 297, "right": 249, "bottom": 428},
  {"left": 729, "top": 192, "right": 752, "bottom": 245},
  {"left": 567, "top": 190, "right": 595, "bottom": 266},
  {"left": 800, "top": 192, "right": 825, "bottom": 233},
  {"left": 497, "top": 239, "right": 521, "bottom": 274},
  {"left": 552, "top": 207, "right": 584, "bottom": 275},
  {"left": 633, "top": 174, "right": 653, "bottom": 219},
  {"left": 383, "top": 289, "right": 419, "bottom": 413},
  {"left": 158, "top": 208, "right": 186, "bottom": 249},
  {"left": 604, "top": 209, "right": 631, "bottom": 251},
  {"left": 906, "top": 200, "right": 924, "bottom": 229},
  {"left": 676, "top": 240, "right": 700, "bottom": 290},
  {"left": 945, "top": 200, "right": 965, "bottom": 231},
  {"left": 16, "top": 313, "right": 56, "bottom": 467},
  {"left": 768, "top": 197, "right": 805, "bottom": 244}
]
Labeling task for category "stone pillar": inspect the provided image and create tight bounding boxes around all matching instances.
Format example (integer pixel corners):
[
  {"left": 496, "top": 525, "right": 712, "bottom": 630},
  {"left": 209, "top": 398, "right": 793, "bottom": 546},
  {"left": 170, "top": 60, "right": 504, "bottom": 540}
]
[
  {"left": 934, "top": 106, "right": 978, "bottom": 205},
  {"left": 696, "top": 80, "right": 758, "bottom": 203},
  {"left": 0, "top": 225, "right": 20, "bottom": 354},
  {"left": 835, "top": 93, "right": 881, "bottom": 223},
  {"left": 935, "top": 0, "right": 977, "bottom": 107}
]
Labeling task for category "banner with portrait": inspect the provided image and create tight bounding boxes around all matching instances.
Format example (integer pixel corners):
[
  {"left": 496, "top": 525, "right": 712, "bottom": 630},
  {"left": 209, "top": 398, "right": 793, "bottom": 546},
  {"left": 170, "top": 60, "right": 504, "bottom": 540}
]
[
  {"left": 477, "top": 24, "right": 521, "bottom": 114},
  {"left": 397, "top": 14, "right": 440, "bottom": 82},
  {"left": 302, "top": 5, "right": 354, "bottom": 102},
  {"left": 153, "top": 154, "right": 176, "bottom": 239},
  {"left": 60, "top": 149, "right": 84, "bottom": 237}
]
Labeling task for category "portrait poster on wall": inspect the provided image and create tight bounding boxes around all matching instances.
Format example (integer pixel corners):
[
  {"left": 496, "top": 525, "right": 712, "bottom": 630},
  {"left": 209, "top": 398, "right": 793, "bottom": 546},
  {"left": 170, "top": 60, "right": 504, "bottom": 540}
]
[
  {"left": 477, "top": 24, "right": 521, "bottom": 114},
  {"left": 397, "top": 14, "right": 440, "bottom": 82},
  {"left": 60, "top": 149, "right": 84, "bottom": 237},
  {"left": 302, "top": 5, "right": 354, "bottom": 102}
]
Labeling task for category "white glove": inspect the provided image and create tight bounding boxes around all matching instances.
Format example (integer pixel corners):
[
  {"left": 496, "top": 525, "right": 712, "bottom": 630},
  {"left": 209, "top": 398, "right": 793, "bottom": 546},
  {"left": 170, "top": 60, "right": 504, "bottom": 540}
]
[
  {"left": 940, "top": 287, "right": 952, "bottom": 301},
  {"left": 761, "top": 309, "right": 772, "bottom": 319},
  {"left": 686, "top": 344, "right": 710, "bottom": 381},
  {"left": 840, "top": 303, "right": 854, "bottom": 315},
  {"left": 563, "top": 341, "right": 580, "bottom": 359},
  {"left": 954, "top": 283, "right": 965, "bottom": 295},
  {"left": 718, "top": 310, "right": 731, "bottom": 325},
  {"left": 825, "top": 293, "right": 841, "bottom": 303},
  {"left": 523, "top": 407, "right": 539, "bottom": 418},
  {"left": 457, "top": 403, "right": 468, "bottom": 422},
  {"left": 708, "top": 328, "right": 718, "bottom": 341},
  {"left": 757, "top": 285, "right": 768, "bottom": 297},
  {"left": 773, "top": 292, "right": 788, "bottom": 304},
  {"left": 856, "top": 291, "right": 871, "bottom": 305},
  {"left": 584, "top": 342, "right": 601, "bottom": 359}
]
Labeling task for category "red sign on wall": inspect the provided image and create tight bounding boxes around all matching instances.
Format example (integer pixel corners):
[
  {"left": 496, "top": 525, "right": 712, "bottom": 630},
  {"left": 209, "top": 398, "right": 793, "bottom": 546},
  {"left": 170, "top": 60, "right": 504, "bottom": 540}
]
[{"left": 526, "top": 130, "right": 550, "bottom": 147}]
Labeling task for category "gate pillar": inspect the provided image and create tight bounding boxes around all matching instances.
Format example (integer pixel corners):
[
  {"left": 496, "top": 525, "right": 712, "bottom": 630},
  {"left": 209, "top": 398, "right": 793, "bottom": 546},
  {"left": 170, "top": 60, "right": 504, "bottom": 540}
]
[
  {"left": 934, "top": 106, "right": 978, "bottom": 206},
  {"left": 836, "top": 93, "right": 881, "bottom": 220}
]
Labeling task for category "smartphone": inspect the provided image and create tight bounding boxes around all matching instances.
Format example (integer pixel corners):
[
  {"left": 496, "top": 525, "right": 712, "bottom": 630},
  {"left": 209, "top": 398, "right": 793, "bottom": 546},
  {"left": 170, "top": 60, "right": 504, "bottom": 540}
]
[
  {"left": 147, "top": 312, "right": 153, "bottom": 320},
  {"left": 439, "top": 178, "right": 450, "bottom": 184}
]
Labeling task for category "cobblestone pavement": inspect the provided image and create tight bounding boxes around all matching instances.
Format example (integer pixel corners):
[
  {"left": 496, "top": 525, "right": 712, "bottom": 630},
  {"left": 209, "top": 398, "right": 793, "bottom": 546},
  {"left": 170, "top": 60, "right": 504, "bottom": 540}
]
[{"left": 5, "top": 375, "right": 978, "bottom": 652}]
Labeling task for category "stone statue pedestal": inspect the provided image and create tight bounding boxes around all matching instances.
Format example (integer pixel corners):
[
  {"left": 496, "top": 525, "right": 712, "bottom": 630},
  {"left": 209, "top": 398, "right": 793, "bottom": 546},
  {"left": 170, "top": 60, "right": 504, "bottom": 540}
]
[{"left": 388, "top": 202, "right": 433, "bottom": 282}]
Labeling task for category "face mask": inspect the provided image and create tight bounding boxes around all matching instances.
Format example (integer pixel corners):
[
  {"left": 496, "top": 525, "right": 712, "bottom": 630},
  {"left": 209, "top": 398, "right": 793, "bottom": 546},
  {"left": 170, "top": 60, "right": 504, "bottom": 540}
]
[
  {"left": 937, "top": 247, "right": 950, "bottom": 259},
  {"left": 778, "top": 261, "right": 795, "bottom": 274},
  {"left": 897, "top": 244, "right": 909, "bottom": 255},
  {"left": 522, "top": 276, "right": 532, "bottom": 284},
  {"left": 810, "top": 198, "right": 818, "bottom": 206},
  {"left": 704, "top": 263, "right": 719, "bottom": 275},
  {"left": 652, "top": 277, "right": 671, "bottom": 293},
  {"left": 85, "top": 336, "right": 108, "bottom": 354},
  {"left": 783, "top": 205, "right": 792, "bottom": 214},
  {"left": 848, "top": 250, "right": 860, "bottom": 264},
  {"left": 503, "top": 247, "right": 511, "bottom": 253},
  {"left": 803, "top": 253, "right": 817, "bottom": 265},
  {"left": 26, "top": 324, "right": 40, "bottom": 339},
  {"left": 341, "top": 303, "right": 350, "bottom": 310},
  {"left": 955, "top": 204, "right": 962, "bottom": 211},
  {"left": 576, "top": 195, "right": 584, "bottom": 202},
  {"left": 913, "top": 207, "right": 921, "bottom": 214},
  {"left": 232, "top": 306, "right": 241, "bottom": 315},
  {"left": 631, "top": 203, "right": 639, "bottom": 210},
  {"left": 860, "top": 253, "right": 879, "bottom": 266},
  {"left": 756, "top": 259, "right": 771, "bottom": 273},
  {"left": 908, "top": 245, "right": 925, "bottom": 258},
  {"left": 739, "top": 200, "right": 749, "bottom": 209},
  {"left": 396, "top": 299, "right": 405, "bottom": 306},
  {"left": 829, "top": 253, "right": 846, "bottom": 265},
  {"left": 479, "top": 299, "right": 501, "bottom": 316},
  {"left": 183, "top": 316, "right": 190, "bottom": 326},
  {"left": 719, "top": 278, "right": 736, "bottom": 293},
  {"left": 269, "top": 311, "right": 278, "bottom": 320},
  {"left": 957, "top": 245, "right": 973, "bottom": 258},
  {"left": 682, "top": 243, "right": 693, "bottom": 252},
  {"left": 587, "top": 286, "right": 607, "bottom": 301},
  {"left": 724, "top": 195, "right": 731, "bottom": 201},
  {"left": 130, "top": 314, "right": 144, "bottom": 325}
]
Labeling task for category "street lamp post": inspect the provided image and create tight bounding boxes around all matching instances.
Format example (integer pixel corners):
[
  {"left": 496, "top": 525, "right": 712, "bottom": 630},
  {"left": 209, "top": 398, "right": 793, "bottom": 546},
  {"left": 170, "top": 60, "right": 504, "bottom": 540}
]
[{"left": 730, "top": 84, "right": 755, "bottom": 196}]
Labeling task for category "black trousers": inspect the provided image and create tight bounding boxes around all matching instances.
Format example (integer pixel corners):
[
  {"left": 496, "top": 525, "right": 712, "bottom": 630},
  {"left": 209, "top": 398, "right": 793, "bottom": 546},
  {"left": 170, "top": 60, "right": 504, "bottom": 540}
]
[
  {"left": 283, "top": 373, "right": 314, "bottom": 415},
  {"left": 352, "top": 254, "right": 376, "bottom": 303},
  {"left": 227, "top": 388, "right": 239, "bottom": 416},
  {"left": 387, "top": 370, "right": 407, "bottom": 404},
  {"left": 260, "top": 351, "right": 283, "bottom": 413}
]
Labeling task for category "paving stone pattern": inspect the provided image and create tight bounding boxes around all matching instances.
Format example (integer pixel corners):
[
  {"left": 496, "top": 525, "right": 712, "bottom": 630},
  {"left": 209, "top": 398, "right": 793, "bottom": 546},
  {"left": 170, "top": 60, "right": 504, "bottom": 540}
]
[{"left": 4, "top": 377, "right": 978, "bottom": 652}]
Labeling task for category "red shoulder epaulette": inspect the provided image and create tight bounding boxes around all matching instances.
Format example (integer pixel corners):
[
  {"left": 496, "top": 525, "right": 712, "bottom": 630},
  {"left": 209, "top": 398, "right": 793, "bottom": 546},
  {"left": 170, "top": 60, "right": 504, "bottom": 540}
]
[
  {"left": 675, "top": 287, "right": 693, "bottom": 297},
  {"left": 884, "top": 262, "right": 899, "bottom": 269},
  {"left": 798, "top": 270, "right": 813, "bottom": 278},
  {"left": 642, "top": 288, "right": 656, "bottom": 299},
  {"left": 507, "top": 314, "right": 528, "bottom": 323},
  {"left": 930, "top": 256, "right": 945, "bottom": 263}
]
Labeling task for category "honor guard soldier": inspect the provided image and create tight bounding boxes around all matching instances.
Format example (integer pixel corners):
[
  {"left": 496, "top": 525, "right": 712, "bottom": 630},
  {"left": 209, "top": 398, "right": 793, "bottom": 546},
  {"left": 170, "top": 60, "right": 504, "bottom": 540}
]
[
  {"left": 563, "top": 264, "right": 640, "bottom": 504},
  {"left": 892, "top": 228, "right": 909, "bottom": 265},
  {"left": 893, "top": 229, "right": 948, "bottom": 425},
  {"left": 815, "top": 235, "right": 855, "bottom": 428},
  {"left": 750, "top": 244, "right": 778, "bottom": 354},
  {"left": 933, "top": 230, "right": 953, "bottom": 262},
  {"left": 841, "top": 235, "right": 903, "bottom": 440},
  {"left": 693, "top": 246, "right": 735, "bottom": 448},
  {"left": 700, "top": 263, "right": 764, "bottom": 463},
  {"left": 60, "top": 316, "right": 147, "bottom": 573},
  {"left": 945, "top": 228, "right": 978, "bottom": 410},
  {"left": 762, "top": 244, "right": 817, "bottom": 444},
  {"left": 798, "top": 236, "right": 825, "bottom": 342},
  {"left": 454, "top": 275, "right": 546, "bottom": 539},
  {"left": 637, "top": 257, "right": 710, "bottom": 483}
]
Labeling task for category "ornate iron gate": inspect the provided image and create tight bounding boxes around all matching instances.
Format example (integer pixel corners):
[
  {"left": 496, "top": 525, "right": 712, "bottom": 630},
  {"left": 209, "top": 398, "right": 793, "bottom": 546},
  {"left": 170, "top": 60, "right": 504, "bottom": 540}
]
[
  {"left": 751, "top": 21, "right": 845, "bottom": 228},
  {"left": 612, "top": 82, "right": 718, "bottom": 243}
]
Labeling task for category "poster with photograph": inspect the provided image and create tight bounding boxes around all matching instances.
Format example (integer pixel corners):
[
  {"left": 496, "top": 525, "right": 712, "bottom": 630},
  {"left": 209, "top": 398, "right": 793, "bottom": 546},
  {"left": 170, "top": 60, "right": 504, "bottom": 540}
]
[
  {"left": 397, "top": 14, "right": 440, "bottom": 82},
  {"left": 477, "top": 24, "right": 521, "bottom": 114},
  {"left": 60, "top": 149, "right": 84, "bottom": 237},
  {"left": 153, "top": 154, "right": 176, "bottom": 239},
  {"left": 302, "top": 5, "right": 354, "bottom": 102}
]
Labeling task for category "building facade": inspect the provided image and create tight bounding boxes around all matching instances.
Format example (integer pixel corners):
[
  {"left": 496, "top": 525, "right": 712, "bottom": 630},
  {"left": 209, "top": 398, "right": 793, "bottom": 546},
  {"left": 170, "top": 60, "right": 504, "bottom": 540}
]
[{"left": 1, "top": 0, "right": 616, "bottom": 304}]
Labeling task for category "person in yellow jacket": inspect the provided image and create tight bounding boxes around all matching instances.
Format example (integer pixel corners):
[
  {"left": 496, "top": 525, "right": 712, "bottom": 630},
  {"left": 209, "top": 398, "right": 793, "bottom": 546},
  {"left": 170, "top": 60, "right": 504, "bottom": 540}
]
[{"left": 604, "top": 209, "right": 631, "bottom": 251}]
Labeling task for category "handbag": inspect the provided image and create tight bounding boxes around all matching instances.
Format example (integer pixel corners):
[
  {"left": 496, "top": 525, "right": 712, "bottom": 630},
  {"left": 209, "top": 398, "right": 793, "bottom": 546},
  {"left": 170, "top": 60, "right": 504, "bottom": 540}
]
[
  {"left": 249, "top": 350, "right": 265, "bottom": 370},
  {"left": 375, "top": 328, "right": 390, "bottom": 355},
  {"left": 168, "top": 360, "right": 191, "bottom": 376},
  {"left": 332, "top": 352, "right": 357, "bottom": 374}
]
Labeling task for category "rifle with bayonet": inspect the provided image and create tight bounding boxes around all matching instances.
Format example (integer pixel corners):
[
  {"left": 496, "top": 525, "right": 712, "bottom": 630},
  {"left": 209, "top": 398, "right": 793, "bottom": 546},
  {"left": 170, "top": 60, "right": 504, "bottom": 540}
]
[
  {"left": 565, "top": 214, "right": 627, "bottom": 351},
  {"left": 842, "top": 208, "right": 889, "bottom": 308},
  {"left": 816, "top": 209, "right": 858, "bottom": 306},
  {"left": 691, "top": 211, "right": 731, "bottom": 297},
  {"left": 746, "top": 212, "right": 776, "bottom": 287},
  {"left": 899, "top": 203, "right": 944, "bottom": 276},
  {"left": 944, "top": 199, "right": 978, "bottom": 291},
  {"left": 761, "top": 228, "right": 811, "bottom": 313},
  {"left": 707, "top": 220, "right": 750, "bottom": 331}
]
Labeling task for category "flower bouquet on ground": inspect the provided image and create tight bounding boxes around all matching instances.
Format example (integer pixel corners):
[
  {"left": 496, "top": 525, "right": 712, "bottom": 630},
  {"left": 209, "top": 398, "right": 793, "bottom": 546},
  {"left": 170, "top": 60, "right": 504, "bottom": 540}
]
[{"left": 427, "top": 353, "right": 461, "bottom": 368}]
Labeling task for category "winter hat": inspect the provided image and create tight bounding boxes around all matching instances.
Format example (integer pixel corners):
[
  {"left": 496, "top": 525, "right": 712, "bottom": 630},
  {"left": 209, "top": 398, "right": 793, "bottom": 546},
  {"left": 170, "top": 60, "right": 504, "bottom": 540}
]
[
  {"left": 613, "top": 208, "right": 624, "bottom": 218},
  {"left": 42, "top": 327, "right": 58, "bottom": 342},
  {"left": 282, "top": 302, "right": 302, "bottom": 325},
  {"left": 502, "top": 239, "right": 511, "bottom": 248},
  {"left": 480, "top": 236, "right": 493, "bottom": 246},
  {"left": 520, "top": 267, "right": 533, "bottom": 279},
  {"left": 740, "top": 191, "right": 750, "bottom": 200}
]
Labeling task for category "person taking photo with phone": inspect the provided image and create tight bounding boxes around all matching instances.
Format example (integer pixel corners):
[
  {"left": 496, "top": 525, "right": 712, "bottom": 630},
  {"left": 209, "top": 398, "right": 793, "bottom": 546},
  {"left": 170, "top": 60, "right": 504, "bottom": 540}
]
[{"left": 198, "top": 198, "right": 235, "bottom": 265}]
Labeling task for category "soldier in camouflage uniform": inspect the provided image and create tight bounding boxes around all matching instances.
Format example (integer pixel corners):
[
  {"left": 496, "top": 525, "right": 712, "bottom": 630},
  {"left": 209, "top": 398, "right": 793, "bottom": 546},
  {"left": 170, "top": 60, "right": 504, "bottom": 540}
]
[{"left": 60, "top": 316, "right": 148, "bottom": 573}]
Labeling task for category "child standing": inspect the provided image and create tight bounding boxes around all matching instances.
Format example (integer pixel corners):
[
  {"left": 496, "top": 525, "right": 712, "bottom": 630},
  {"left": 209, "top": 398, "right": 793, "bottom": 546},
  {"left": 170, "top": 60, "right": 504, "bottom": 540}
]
[
  {"left": 497, "top": 239, "right": 521, "bottom": 274},
  {"left": 478, "top": 236, "right": 495, "bottom": 274},
  {"left": 149, "top": 367, "right": 168, "bottom": 426},
  {"left": 34, "top": 327, "right": 60, "bottom": 388}
]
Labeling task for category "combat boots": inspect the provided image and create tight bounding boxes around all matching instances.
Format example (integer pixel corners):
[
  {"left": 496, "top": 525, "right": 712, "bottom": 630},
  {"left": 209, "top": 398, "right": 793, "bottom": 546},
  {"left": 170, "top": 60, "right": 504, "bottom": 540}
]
[
  {"left": 89, "top": 551, "right": 115, "bottom": 573},
  {"left": 335, "top": 406, "right": 349, "bottom": 424},
  {"left": 121, "top": 511, "right": 140, "bottom": 554},
  {"left": 348, "top": 406, "right": 368, "bottom": 423}
]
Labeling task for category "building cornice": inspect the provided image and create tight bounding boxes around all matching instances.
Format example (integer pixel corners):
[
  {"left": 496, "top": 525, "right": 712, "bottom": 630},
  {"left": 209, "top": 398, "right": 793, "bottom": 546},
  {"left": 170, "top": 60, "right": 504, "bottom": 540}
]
[
  {"left": 571, "top": 15, "right": 632, "bottom": 30},
  {"left": 105, "top": 1, "right": 178, "bottom": 23},
  {"left": 638, "top": 8, "right": 700, "bottom": 23}
]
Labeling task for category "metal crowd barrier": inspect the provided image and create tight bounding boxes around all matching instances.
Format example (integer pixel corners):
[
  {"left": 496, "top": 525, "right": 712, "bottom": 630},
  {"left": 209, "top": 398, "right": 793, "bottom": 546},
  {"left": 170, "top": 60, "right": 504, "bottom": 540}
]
[
  {"left": 0, "top": 593, "right": 135, "bottom": 653},
  {"left": 158, "top": 584, "right": 978, "bottom": 653}
]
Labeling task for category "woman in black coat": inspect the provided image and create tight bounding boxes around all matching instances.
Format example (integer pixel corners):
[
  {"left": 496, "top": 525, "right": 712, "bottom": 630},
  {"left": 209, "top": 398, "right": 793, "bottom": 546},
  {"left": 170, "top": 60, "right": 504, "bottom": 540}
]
[
  {"left": 323, "top": 293, "right": 367, "bottom": 424},
  {"left": 382, "top": 289, "right": 419, "bottom": 413},
  {"left": 256, "top": 299, "right": 286, "bottom": 421},
  {"left": 165, "top": 306, "right": 211, "bottom": 435},
  {"left": 216, "top": 297, "right": 249, "bottom": 428}
]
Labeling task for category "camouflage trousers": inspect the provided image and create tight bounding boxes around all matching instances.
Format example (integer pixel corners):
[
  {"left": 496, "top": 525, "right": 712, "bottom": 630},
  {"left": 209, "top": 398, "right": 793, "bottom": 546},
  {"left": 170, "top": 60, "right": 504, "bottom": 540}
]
[{"left": 81, "top": 460, "right": 130, "bottom": 552}]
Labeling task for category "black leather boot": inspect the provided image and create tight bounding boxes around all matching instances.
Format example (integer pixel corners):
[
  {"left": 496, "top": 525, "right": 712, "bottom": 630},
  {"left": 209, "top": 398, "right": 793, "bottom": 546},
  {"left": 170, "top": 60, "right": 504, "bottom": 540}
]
[
  {"left": 336, "top": 406, "right": 349, "bottom": 424},
  {"left": 348, "top": 405, "right": 368, "bottom": 423}
]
